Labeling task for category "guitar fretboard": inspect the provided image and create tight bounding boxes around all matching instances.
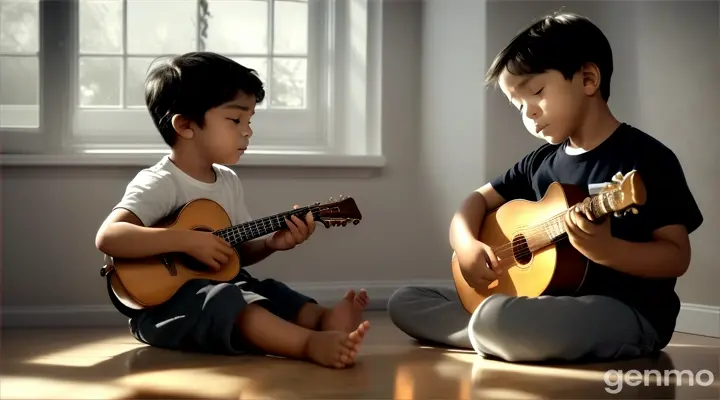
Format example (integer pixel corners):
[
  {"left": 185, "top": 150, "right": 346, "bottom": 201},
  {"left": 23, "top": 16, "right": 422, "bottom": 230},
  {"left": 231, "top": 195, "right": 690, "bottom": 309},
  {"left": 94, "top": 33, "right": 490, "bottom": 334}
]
[{"left": 213, "top": 206, "right": 317, "bottom": 246}]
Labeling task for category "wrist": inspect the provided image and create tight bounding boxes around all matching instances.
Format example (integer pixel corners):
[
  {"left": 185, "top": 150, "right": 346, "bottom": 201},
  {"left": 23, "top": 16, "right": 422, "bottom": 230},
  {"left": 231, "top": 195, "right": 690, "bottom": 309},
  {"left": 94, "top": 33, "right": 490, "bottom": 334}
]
[
  {"left": 263, "top": 236, "right": 278, "bottom": 252},
  {"left": 598, "top": 236, "right": 625, "bottom": 266}
]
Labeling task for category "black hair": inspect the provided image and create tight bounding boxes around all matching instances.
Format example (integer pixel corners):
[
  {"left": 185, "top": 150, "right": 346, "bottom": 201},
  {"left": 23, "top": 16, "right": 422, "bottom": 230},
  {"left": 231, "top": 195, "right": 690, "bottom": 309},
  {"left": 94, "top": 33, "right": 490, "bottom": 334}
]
[
  {"left": 144, "top": 51, "right": 266, "bottom": 146},
  {"left": 485, "top": 12, "right": 613, "bottom": 101}
]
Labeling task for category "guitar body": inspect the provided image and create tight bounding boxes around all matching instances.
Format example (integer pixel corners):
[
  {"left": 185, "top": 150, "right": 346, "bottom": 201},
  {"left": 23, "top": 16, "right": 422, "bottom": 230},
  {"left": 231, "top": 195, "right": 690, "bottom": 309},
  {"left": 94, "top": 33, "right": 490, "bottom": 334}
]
[
  {"left": 106, "top": 199, "right": 241, "bottom": 310},
  {"left": 102, "top": 195, "right": 362, "bottom": 311},
  {"left": 452, "top": 182, "right": 590, "bottom": 314}
]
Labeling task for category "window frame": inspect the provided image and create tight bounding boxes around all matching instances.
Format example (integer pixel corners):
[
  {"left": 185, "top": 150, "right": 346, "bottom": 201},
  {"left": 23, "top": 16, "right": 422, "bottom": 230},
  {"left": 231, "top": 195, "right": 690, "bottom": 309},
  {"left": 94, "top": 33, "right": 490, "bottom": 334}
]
[{"left": 0, "top": 0, "right": 385, "bottom": 167}]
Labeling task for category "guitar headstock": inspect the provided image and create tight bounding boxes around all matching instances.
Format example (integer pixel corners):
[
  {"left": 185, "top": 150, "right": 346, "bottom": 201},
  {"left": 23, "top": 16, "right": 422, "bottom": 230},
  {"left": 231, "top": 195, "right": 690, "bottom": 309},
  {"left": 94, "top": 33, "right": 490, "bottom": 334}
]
[
  {"left": 312, "top": 195, "right": 362, "bottom": 228},
  {"left": 598, "top": 170, "right": 647, "bottom": 218}
]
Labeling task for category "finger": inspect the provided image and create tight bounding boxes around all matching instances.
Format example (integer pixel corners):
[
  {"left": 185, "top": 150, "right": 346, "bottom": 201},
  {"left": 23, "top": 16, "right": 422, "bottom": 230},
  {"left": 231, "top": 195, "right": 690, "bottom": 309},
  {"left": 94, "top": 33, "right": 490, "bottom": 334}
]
[
  {"left": 484, "top": 246, "right": 502, "bottom": 274},
  {"left": 572, "top": 208, "right": 595, "bottom": 235},
  {"left": 579, "top": 204, "right": 596, "bottom": 222},
  {"left": 291, "top": 215, "right": 308, "bottom": 236},
  {"left": 305, "top": 212, "right": 316, "bottom": 234},
  {"left": 219, "top": 243, "right": 236, "bottom": 258},
  {"left": 286, "top": 217, "right": 305, "bottom": 242},
  {"left": 214, "top": 250, "right": 230, "bottom": 264},
  {"left": 205, "top": 257, "right": 222, "bottom": 271},
  {"left": 565, "top": 210, "right": 589, "bottom": 240},
  {"left": 215, "top": 235, "right": 232, "bottom": 248}
]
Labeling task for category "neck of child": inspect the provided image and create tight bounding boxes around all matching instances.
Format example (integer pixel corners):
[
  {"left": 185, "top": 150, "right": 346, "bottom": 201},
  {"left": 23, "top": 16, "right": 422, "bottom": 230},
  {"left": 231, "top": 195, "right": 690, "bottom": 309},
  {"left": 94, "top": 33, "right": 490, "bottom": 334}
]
[
  {"left": 169, "top": 144, "right": 216, "bottom": 184},
  {"left": 567, "top": 99, "right": 621, "bottom": 151}
]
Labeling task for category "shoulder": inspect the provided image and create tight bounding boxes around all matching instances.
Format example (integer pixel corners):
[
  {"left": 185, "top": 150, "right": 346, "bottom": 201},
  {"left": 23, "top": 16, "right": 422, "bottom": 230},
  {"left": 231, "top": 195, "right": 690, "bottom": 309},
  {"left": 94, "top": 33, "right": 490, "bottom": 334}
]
[
  {"left": 520, "top": 142, "right": 561, "bottom": 174},
  {"left": 622, "top": 125, "right": 704, "bottom": 234},
  {"left": 124, "top": 157, "right": 180, "bottom": 194},
  {"left": 213, "top": 163, "right": 245, "bottom": 192},
  {"left": 114, "top": 158, "right": 181, "bottom": 226},
  {"left": 621, "top": 124, "right": 679, "bottom": 164}
]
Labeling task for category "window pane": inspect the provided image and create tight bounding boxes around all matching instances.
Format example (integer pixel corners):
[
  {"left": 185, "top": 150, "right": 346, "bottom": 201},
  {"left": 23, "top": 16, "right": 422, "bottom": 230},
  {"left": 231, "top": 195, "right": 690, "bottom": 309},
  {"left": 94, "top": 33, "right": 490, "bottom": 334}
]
[
  {"left": 79, "top": 0, "right": 123, "bottom": 54},
  {"left": 0, "top": 56, "right": 38, "bottom": 127},
  {"left": 127, "top": 0, "right": 196, "bottom": 55},
  {"left": 233, "top": 57, "right": 268, "bottom": 109},
  {"left": 0, "top": 56, "right": 37, "bottom": 104},
  {"left": 0, "top": 0, "right": 39, "bottom": 53},
  {"left": 273, "top": 1, "right": 307, "bottom": 55},
  {"left": 125, "top": 57, "right": 159, "bottom": 107},
  {"left": 271, "top": 58, "right": 306, "bottom": 109},
  {"left": 205, "top": 0, "right": 267, "bottom": 54},
  {"left": 79, "top": 57, "right": 122, "bottom": 107}
]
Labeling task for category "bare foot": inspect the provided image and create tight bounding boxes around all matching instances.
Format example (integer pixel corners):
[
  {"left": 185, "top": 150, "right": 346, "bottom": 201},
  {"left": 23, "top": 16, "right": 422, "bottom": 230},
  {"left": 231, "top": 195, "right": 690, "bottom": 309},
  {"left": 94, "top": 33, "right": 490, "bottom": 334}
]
[
  {"left": 304, "top": 321, "right": 371, "bottom": 369},
  {"left": 320, "top": 289, "right": 370, "bottom": 332}
]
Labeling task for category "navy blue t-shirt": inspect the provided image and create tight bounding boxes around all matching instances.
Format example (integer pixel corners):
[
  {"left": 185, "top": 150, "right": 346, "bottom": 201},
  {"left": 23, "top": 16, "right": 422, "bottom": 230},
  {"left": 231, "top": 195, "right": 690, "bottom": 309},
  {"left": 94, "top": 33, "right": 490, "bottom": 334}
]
[{"left": 489, "top": 123, "right": 703, "bottom": 348}]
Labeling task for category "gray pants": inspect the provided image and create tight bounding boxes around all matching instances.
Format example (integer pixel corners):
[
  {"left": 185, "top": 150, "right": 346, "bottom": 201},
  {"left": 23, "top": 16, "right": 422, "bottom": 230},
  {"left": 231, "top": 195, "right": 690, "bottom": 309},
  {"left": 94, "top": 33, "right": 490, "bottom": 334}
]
[{"left": 387, "top": 286, "right": 660, "bottom": 362}]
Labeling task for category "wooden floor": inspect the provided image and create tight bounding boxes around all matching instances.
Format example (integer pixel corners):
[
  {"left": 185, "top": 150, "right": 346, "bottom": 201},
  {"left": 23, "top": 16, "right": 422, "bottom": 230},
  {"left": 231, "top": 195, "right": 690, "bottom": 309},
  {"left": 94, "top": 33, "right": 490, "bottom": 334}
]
[{"left": 2, "top": 311, "right": 720, "bottom": 399}]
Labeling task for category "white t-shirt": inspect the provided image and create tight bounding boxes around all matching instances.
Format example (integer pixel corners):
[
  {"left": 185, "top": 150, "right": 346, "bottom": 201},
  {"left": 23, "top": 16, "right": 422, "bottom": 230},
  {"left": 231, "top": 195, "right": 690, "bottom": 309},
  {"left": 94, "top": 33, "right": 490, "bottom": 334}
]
[{"left": 114, "top": 156, "right": 252, "bottom": 227}]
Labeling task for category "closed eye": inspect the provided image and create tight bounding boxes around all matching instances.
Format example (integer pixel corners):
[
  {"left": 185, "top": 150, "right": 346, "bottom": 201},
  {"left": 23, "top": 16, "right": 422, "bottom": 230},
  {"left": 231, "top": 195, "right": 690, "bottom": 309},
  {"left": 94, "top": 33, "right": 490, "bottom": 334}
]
[
  {"left": 534, "top": 88, "right": 544, "bottom": 95},
  {"left": 229, "top": 118, "right": 240, "bottom": 123}
]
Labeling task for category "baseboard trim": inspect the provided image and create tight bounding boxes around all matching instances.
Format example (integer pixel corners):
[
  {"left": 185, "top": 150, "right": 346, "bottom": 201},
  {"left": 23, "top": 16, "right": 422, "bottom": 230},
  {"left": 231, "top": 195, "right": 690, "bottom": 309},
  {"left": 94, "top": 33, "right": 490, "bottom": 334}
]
[
  {"left": 0, "top": 280, "right": 455, "bottom": 329},
  {"left": 4, "top": 282, "right": 718, "bottom": 338},
  {"left": 675, "top": 303, "right": 720, "bottom": 338}
]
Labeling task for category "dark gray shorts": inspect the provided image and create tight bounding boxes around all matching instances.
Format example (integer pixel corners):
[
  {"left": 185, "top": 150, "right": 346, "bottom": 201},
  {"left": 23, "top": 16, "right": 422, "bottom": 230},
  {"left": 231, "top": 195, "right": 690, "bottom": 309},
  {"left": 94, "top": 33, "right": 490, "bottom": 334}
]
[{"left": 129, "top": 270, "right": 316, "bottom": 355}]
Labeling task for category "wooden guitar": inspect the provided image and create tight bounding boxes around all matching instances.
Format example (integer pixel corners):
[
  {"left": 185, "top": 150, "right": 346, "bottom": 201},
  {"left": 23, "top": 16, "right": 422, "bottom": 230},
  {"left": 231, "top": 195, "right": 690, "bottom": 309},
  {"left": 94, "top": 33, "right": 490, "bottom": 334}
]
[
  {"left": 451, "top": 170, "right": 647, "bottom": 314},
  {"left": 101, "top": 196, "right": 362, "bottom": 310}
]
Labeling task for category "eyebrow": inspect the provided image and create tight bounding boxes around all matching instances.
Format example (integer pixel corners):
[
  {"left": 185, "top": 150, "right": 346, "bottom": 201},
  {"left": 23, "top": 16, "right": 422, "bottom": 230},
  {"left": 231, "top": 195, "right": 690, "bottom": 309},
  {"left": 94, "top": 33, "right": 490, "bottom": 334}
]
[{"left": 223, "top": 104, "right": 251, "bottom": 111}]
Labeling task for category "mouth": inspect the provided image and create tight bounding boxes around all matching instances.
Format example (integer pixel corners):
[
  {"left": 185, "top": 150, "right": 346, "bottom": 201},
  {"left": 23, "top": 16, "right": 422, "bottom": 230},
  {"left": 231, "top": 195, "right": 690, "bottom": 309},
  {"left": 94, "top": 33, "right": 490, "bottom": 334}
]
[{"left": 535, "top": 124, "right": 548, "bottom": 134}]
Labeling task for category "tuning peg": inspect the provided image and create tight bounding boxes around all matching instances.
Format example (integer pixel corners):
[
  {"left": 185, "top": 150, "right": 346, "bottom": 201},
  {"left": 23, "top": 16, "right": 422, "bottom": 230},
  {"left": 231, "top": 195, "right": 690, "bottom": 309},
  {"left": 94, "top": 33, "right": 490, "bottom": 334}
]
[
  {"left": 329, "top": 197, "right": 334, "bottom": 202},
  {"left": 614, "top": 211, "right": 622, "bottom": 218},
  {"left": 612, "top": 172, "right": 624, "bottom": 183}
]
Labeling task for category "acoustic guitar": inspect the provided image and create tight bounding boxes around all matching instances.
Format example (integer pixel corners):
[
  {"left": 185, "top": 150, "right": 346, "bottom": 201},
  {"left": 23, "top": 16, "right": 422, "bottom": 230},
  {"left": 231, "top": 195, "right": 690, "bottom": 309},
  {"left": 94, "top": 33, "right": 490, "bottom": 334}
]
[
  {"left": 101, "top": 196, "right": 362, "bottom": 310},
  {"left": 451, "top": 170, "right": 647, "bottom": 314}
]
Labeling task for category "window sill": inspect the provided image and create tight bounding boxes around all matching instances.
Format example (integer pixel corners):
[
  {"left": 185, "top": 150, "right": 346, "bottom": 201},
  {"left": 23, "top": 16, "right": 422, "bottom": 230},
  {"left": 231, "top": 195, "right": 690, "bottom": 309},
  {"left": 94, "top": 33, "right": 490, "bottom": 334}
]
[{"left": 0, "top": 151, "right": 387, "bottom": 169}]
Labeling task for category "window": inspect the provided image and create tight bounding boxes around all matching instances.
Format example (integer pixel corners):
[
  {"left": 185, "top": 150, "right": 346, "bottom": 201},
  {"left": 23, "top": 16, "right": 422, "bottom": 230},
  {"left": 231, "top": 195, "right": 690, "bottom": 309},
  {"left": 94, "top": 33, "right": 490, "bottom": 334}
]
[{"left": 0, "top": 0, "right": 383, "bottom": 166}]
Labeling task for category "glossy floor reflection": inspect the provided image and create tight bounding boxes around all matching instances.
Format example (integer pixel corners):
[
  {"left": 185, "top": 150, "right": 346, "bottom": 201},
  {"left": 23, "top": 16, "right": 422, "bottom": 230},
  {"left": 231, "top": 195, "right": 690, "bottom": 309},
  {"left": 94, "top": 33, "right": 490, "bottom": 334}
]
[{"left": 2, "top": 312, "right": 719, "bottom": 399}]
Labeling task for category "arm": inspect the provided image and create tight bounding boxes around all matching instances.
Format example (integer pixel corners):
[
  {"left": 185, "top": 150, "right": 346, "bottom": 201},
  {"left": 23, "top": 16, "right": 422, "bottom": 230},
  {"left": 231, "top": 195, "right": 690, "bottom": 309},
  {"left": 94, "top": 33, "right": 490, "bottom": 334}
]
[
  {"left": 236, "top": 238, "right": 276, "bottom": 267},
  {"left": 449, "top": 183, "right": 507, "bottom": 252},
  {"left": 603, "top": 225, "right": 691, "bottom": 278},
  {"left": 95, "top": 209, "right": 188, "bottom": 258}
]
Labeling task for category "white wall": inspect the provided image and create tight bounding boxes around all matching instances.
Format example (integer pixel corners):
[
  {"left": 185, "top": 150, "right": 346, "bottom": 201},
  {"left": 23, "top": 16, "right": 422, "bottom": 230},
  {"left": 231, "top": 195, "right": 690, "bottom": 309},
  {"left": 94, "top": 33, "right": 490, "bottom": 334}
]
[{"left": 2, "top": 0, "right": 719, "bottom": 333}]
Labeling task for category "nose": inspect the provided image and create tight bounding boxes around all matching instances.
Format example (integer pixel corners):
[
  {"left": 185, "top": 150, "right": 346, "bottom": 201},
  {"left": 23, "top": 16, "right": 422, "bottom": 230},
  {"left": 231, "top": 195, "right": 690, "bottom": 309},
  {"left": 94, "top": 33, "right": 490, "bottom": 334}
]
[
  {"left": 525, "top": 103, "right": 541, "bottom": 120},
  {"left": 241, "top": 126, "right": 253, "bottom": 138}
]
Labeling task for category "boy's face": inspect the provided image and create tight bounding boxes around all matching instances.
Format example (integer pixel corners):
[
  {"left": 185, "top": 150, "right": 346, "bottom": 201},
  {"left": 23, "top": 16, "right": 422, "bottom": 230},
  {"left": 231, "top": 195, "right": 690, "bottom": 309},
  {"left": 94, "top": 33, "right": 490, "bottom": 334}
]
[
  {"left": 499, "top": 67, "right": 588, "bottom": 145},
  {"left": 195, "top": 91, "right": 256, "bottom": 165}
]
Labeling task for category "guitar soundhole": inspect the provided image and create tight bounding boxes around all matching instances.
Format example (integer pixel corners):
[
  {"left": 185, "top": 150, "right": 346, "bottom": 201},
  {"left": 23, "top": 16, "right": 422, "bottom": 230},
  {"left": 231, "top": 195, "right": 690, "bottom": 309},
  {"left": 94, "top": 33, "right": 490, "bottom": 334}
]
[
  {"left": 180, "top": 254, "right": 214, "bottom": 272},
  {"left": 512, "top": 234, "right": 532, "bottom": 265}
]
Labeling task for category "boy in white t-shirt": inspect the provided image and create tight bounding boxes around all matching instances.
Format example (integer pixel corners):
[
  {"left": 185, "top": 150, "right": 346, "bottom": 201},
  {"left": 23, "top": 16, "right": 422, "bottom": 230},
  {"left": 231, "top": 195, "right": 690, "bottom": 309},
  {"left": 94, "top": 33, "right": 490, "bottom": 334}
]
[{"left": 95, "top": 52, "right": 370, "bottom": 369}]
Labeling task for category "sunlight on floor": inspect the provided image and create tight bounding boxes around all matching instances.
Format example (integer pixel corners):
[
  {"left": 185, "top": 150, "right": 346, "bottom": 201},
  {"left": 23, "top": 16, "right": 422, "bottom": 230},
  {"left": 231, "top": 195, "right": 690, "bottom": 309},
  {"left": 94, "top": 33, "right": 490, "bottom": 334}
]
[{"left": 0, "top": 377, "right": 132, "bottom": 400}]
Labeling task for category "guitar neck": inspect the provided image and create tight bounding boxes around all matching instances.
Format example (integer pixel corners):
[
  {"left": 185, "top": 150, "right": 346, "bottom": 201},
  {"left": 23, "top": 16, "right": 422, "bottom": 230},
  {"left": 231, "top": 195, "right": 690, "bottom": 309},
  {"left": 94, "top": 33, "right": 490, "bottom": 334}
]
[
  {"left": 541, "top": 191, "right": 616, "bottom": 244},
  {"left": 213, "top": 206, "right": 315, "bottom": 246}
]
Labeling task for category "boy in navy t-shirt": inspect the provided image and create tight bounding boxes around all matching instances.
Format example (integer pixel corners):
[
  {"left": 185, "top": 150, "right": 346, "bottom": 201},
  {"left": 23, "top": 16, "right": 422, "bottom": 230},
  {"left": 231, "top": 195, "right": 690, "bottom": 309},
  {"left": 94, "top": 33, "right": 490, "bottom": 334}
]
[{"left": 387, "top": 12, "right": 703, "bottom": 362}]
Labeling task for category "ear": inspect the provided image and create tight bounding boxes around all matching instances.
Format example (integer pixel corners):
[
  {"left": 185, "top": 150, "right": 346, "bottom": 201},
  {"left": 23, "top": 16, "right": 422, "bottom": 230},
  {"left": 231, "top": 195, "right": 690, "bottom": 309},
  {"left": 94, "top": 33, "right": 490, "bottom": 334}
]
[
  {"left": 171, "top": 114, "right": 194, "bottom": 140},
  {"left": 580, "top": 62, "right": 601, "bottom": 96}
]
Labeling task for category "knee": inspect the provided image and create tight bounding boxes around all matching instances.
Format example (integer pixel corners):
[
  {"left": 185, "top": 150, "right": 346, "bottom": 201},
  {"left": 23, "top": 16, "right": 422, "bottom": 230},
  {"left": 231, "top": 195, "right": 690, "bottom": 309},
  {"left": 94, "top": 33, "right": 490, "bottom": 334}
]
[
  {"left": 387, "top": 286, "right": 419, "bottom": 321},
  {"left": 468, "top": 294, "right": 536, "bottom": 362}
]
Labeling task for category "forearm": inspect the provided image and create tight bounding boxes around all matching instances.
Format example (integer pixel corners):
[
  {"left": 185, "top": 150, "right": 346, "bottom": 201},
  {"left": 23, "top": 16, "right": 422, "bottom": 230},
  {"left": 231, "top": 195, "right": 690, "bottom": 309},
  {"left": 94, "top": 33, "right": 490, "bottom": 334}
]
[
  {"left": 449, "top": 192, "right": 488, "bottom": 251},
  {"left": 96, "top": 223, "right": 187, "bottom": 258},
  {"left": 602, "top": 237, "right": 690, "bottom": 278},
  {"left": 237, "top": 238, "right": 276, "bottom": 267}
]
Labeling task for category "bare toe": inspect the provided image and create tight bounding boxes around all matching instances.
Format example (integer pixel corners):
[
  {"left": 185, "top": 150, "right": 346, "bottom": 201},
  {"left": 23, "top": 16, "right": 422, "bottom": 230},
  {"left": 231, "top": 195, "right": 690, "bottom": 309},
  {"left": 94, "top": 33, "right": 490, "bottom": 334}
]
[{"left": 354, "top": 289, "right": 369, "bottom": 308}]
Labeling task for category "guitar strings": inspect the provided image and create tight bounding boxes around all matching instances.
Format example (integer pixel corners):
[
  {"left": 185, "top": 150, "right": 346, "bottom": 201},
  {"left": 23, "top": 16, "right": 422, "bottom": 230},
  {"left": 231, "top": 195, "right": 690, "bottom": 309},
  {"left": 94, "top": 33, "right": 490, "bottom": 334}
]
[
  {"left": 484, "top": 209, "right": 576, "bottom": 262},
  {"left": 484, "top": 193, "right": 609, "bottom": 260},
  {"left": 214, "top": 204, "right": 329, "bottom": 240}
]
